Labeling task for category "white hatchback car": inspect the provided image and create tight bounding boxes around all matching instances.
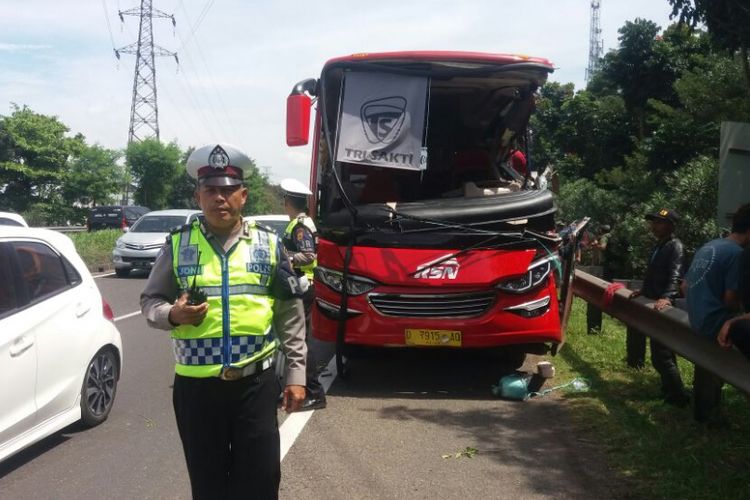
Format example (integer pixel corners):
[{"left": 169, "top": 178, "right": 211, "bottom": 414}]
[
  {"left": 0, "top": 211, "right": 29, "bottom": 227},
  {"left": 112, "top": 209, "right": 201, "bottom": 277},
  {"left": 0, "top": 227, "right": 123, "bottom": 463}
]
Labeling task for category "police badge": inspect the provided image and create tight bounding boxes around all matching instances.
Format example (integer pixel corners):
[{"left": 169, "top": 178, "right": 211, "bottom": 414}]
[{"left": 209, "top": 145, "right": 230, "bottom": 169}]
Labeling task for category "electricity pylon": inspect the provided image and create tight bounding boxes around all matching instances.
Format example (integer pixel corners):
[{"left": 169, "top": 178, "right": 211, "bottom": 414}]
[{"left": 115, "top": 0, "right": 178, "bottom": 144}]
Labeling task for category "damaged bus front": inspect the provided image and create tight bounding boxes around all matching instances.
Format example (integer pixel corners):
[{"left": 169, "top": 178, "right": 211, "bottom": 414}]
[{"left": 286, "top": 51, "right": 580, "bottom": 374}]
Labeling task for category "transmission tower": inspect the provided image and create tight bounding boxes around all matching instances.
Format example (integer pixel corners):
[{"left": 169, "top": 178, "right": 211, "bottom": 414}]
[
  {"left": 585, "top": 0, "right": 604, "bottom": 84},
  {"left": 115, "top": 0, "right": 178, "bottom": 144}
]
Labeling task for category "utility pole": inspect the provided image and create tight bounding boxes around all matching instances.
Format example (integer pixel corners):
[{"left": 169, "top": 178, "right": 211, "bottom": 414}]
[
  {"left": 585, "top": 0, "right": 604, "bottom": 85},
  {"left": 115, "top": 0, "right": 178, "bottom": 144}
]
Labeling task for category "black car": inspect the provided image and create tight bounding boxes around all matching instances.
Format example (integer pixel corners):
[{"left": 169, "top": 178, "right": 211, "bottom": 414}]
[{"left": 87, "top": 205, "right": 150, "bottom": 231}]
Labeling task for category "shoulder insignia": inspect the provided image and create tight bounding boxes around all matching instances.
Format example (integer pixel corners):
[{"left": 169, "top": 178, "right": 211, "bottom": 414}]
[{"left": 170, "top": 222, "right": 193, "bottom": 235}]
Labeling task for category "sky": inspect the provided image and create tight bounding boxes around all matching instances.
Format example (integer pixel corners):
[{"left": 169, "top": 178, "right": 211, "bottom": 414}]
[{"left": 0, "top": 1, "right": 677, "bottom": 184}]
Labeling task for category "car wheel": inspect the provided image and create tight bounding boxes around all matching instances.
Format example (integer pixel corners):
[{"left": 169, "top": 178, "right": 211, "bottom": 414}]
[
  {"left": 80, "top": 348, "right": 119, "bottom": 427},
  {"left": 115, "top": 267, "right": 129, "bottom": 278}
]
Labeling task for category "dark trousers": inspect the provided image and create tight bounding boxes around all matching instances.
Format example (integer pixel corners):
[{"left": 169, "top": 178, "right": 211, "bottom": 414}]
[
  {"left": 173, "top": 369, "right": 281, "bottom": 500},
  {"left": 626, "top": 326, "right": 647, "bottom": 368},
  {"left": 729, "top": 319, "right": 750, "bottom": 360},
  {"left": 303, "top": 286, "right": 325, "bottom": 400},
  {"left": 626, "top": 326, "right": 686, "bottom": 398}
]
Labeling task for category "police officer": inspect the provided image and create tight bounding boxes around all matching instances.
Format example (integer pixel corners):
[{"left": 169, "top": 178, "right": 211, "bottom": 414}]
[
  {"left": 140, "top": 143, "right": 307, "bottom": 500},
  {"left": 280, "top": 178, "right": 326, "bottom": 411}
]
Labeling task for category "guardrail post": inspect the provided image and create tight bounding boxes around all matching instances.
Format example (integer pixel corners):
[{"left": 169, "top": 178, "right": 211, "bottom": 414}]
[{"left": 578, "top": 265, "right": 603, "bottom": 334}]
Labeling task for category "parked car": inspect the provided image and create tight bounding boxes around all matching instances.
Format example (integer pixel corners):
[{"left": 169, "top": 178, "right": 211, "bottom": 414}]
[
  {"left": 0, "top": 211, "right": 29, "bottom": 227},
  {"left": 87, "top": 205, "right": 150, "bottom": 232},
  {"left": 0, "top": 227, "right": 123, "bottom": 463},
  {"left": 112, "top": 209, "right": 202, "bottom": 277},
  {"left": 244, "top": 214, "right": 290, "bottom": 237}
]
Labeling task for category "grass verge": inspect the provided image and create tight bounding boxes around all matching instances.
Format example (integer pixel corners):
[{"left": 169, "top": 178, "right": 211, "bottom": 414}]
[
  {"left": 68, "top": 230, "right": 121, "bottom": 272},
  {"left": 554, "top": 298, "right": 750, "bottom": 499}
]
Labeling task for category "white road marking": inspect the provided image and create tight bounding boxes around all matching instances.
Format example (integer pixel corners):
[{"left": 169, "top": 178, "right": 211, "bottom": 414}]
[
  {"left": 93, "top": 271, "right": 116, "bottom": 278},
  {"left": 114, "top": 310, "right": 142, "bottom": 322},
  {"left": 279, "top": 354, "right": 338, "bottom": 461}
]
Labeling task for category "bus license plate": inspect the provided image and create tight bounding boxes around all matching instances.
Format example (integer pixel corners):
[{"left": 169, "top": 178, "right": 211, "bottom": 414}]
[{"left": 405, "top": 329, "right": 462, "bottom": 347}]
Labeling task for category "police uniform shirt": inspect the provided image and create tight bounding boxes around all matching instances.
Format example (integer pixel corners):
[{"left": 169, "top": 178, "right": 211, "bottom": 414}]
[
  {"left": 140, "top": 220, "right": 307, "bottom": 386},
  {"left": 287, "top": 213, "right": 316, "bottom": 270}
]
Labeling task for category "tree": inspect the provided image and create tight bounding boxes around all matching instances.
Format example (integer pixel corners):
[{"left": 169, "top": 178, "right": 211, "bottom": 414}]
[
  {"left": 669, "top": 0, "right": 750, "bottom": 89},
  {"left": 0, "top": 104, "right": 80, "bottom": 213},
  {"left": 168, "top": 147, "right": 198, "bottom": 209},
  {"left": 63, "top": 144, "right": 124, "bottom": 207},
  {"left": 590, "top": 19, "right": 680, "bottom": 138},
  {"left": 126, "top": 139, "right": 183, "bottom": 209},
  {"left": 241, "top": 161, "right": 277, "bottom": 216}
]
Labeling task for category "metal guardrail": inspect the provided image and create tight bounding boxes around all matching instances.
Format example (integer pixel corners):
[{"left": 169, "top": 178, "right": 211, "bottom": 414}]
[
  {"left": 45, "top": 226, "right": 87, "bottom": 233},
  {"left": 573, "top": 269, "right": 750, "bottom": 396}
]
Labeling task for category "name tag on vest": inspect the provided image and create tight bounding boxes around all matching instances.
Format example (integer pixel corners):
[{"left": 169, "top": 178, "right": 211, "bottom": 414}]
[{"left": 177, "top": 265, "right": 204, "bottom": 277}]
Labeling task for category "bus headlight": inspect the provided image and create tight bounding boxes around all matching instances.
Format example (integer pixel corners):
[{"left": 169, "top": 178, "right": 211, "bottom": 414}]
[
  {"left": 496, "top": 258, "right": 553, "bottom": 294},
  {"left": 315, "top": 267, "right": 376, "bottom": 296}
]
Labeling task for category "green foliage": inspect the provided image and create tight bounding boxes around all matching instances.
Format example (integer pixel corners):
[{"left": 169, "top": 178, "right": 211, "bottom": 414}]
[
  {"left": 676, "top": 55, "right": 750, "bottom": 122},
  {"left": 126, "top": 139, "right": 183, "bottom": 210},
  {"left": 669, "top": 0, "right": 750, "bottom": 89},
  {"left": 546, "top": 19, "right": 743, "bottom": 279},
  {"left": 0, "top": 104, "right": 80, "bottom": 213},
  {"left": 603, "top": 156, "right": 721, "bottom": 278},
  {"left": 241, "top": 162, "right": 277, "bottom": 216}
]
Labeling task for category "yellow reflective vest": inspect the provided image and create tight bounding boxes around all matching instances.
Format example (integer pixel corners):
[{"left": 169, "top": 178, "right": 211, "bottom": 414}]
[
  {"left": 283, "top": 215, "right": 317, "bottom": 281},
  {"left": 170, "top": 220, "right": 279, "bottom": 378}
]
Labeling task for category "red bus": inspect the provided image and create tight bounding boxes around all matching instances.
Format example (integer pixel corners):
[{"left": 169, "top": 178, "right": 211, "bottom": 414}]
[{"left": 286, "top": 51, "right": 580, "bottom": 375}]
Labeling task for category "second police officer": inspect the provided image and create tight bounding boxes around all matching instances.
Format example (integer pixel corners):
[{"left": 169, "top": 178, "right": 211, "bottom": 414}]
[{"left": 280, "top": 178, "right": 327, "bottom": 411}]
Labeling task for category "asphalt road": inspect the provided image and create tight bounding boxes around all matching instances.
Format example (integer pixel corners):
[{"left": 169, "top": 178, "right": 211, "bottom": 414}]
[{"left": 0, "top": 272, "right": 625, "bottom": 499}]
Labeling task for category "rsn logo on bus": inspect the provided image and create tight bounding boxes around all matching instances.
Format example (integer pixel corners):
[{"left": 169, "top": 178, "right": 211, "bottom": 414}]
[{"left": 414, "top": 257, "right": 460, "bottom": 280}]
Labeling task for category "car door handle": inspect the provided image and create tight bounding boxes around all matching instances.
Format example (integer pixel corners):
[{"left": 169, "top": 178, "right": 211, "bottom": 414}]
[
  {"left": 75, "top": 302, "right": 91, "bottom": 318},
  {"left": 10, "top": 338, "right": 34, "bottom": 357}
]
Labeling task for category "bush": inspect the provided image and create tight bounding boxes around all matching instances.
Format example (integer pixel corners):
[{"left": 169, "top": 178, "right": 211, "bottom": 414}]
[{"left": 69, "top": 229, "right": 121, "bottom": 271}]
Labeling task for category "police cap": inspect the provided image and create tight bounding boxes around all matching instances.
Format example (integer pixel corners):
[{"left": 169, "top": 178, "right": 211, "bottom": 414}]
[
  {"left": 187, "top": 143, "right": 253, "bottom": 187},
  {"left": 280, "top": 178, "right": 312, "bottom": 199}
]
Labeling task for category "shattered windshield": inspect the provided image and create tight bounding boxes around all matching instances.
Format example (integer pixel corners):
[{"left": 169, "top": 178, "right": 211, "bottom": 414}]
[{"left": 316, "top": 62, "right": 548, "bottom": 215}]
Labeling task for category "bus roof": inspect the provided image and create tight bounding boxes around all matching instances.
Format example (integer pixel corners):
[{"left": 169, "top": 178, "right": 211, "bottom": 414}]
[{"left": 323, "top": 51, "right": 554, "bottom": 70}]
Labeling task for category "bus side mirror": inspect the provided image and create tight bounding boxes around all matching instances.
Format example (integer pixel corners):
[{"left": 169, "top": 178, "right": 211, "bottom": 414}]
[{"left": 286, "top": 94, "right": 312, "bottom": 147}]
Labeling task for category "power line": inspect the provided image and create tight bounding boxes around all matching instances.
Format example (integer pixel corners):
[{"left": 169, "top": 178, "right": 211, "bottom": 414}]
[{"left": 174, "top": 2, "right": 240, "bottom": 144}]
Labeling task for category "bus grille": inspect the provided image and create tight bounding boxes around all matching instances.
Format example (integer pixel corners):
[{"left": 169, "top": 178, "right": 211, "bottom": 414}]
[{"left": 368, "top": 291, "right": 496, "bottom": 318}]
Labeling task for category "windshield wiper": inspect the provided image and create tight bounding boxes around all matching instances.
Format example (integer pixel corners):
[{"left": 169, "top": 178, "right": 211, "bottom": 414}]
[{"left": 381, "top": 205, "right": 526, "bottom": 237}]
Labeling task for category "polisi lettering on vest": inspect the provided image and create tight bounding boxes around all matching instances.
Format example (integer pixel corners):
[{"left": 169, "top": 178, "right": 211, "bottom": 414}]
[
  {"left": 414, "top": 256, "right": 460, "bottom": 280},
  {"left": 247, "top": 262, "right": 273, "bottom": 275}
]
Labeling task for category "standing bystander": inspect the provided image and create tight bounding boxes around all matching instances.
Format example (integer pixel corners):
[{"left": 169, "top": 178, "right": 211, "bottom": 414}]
[
  {"left": 586, "top": 224, "right": 611, "bottom": 334},
  {"left": 682, "top": 203, "right": 750, "bottom": 421},
  {"left": 628, "top": 209, "right": 689, "bottom": 407}
]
